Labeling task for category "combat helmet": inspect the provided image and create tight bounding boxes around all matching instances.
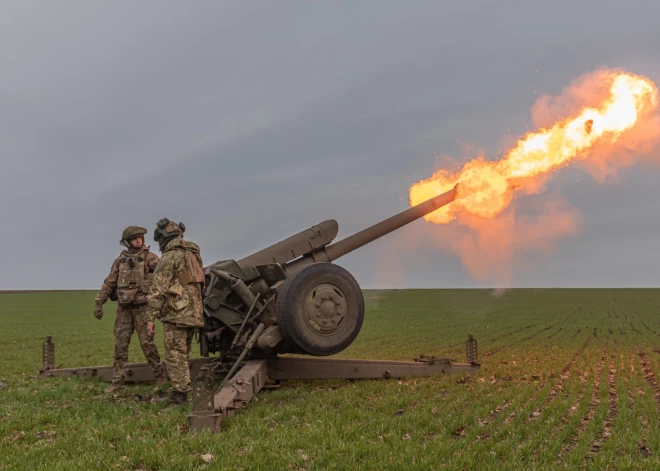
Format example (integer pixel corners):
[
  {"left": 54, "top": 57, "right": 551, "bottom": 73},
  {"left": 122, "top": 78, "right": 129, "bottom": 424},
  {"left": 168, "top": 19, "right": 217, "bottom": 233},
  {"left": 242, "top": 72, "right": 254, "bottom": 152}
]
[
  {"left": 120, "top": 226, "right": 148, "bottom": 248},
  {"left": 153, "top": 218, "right": 185, "bottom": 251}
]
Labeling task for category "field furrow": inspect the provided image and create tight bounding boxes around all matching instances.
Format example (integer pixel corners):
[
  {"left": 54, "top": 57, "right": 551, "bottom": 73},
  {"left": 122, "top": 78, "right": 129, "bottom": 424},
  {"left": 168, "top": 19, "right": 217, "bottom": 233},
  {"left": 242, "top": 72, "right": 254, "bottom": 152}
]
[
  {"left": 629, "top": 321, "right": 642, "bottom": 334},
  {"left": 547, "top": 336, "right": 592, "bottom": 403},
  {"left": 465, "top": 329, "right": 591, "bottom": 459},
  {"left": 638, "top": 348, "right": 660, "bottom": 409},
  {"left": 509, "top": 338, "right": 593, "bottom": 461},
  {"left": 530, "top": 367, "right": 589, "bottom": 461},
  {"left": 629, "top": 350, "right": 655, "bottom": 462},
  {"left": 556, "top": 344, "right": 608, "bottom": 463},
  {"left": 641, "top": 321, "right": 658, "bottom": 335},
  {"left": 4, "top": 289, "right": 660, "bottom": 470},
  {"left": 584, "top": 343, "right": 618, "bottom": 466},
  {"left": 440, "top": 322, "right": 542, "bottom": 355},
  {"left": 482, "top": 325, "right": 555, "bottom": 358}
]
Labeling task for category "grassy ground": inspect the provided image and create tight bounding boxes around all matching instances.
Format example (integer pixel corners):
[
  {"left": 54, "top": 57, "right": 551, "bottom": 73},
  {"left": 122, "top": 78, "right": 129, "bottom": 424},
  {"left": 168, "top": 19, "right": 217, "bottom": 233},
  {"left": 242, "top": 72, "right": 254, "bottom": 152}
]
[{"left": 1, "top": 289, "right": 660, "bottom": 470}]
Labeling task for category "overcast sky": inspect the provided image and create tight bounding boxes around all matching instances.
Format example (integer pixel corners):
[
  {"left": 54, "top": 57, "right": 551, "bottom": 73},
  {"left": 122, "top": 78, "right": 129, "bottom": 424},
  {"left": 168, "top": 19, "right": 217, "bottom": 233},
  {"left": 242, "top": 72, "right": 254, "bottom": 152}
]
[{"left": 2, "top": 1, "right": 660, "bottom": 290}]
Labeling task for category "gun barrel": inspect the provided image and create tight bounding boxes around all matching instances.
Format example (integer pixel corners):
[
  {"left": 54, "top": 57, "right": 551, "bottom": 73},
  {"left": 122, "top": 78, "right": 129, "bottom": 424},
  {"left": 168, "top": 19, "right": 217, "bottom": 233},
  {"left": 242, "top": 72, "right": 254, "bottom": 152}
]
[
  {"left": 325, "top": 185, "right": 457, "bottom": 260},
  {"left": 285, "top": 185, "right": 457, "bottom": 273}
]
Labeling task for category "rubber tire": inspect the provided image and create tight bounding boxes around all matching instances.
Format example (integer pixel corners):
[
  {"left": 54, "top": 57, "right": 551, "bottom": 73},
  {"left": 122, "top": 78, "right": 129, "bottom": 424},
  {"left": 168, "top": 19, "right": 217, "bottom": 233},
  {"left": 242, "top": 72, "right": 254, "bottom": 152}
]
[{"left": 276, "top": 263, "right": 364, "bottom": 356}]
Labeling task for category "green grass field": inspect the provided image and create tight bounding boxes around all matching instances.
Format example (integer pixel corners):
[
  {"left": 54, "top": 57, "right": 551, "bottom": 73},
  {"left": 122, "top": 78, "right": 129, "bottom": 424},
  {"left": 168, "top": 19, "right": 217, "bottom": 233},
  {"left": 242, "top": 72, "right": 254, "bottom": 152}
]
[{"left": 2, "top": 289, "right": 660, "bottom": 470}]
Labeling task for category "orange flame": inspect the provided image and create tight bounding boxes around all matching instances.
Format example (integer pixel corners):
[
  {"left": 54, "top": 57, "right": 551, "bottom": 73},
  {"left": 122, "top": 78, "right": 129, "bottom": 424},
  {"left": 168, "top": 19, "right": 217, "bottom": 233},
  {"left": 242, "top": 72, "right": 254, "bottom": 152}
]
[{"left": 409, "top": 70, "right": 659, "bottom": 223}]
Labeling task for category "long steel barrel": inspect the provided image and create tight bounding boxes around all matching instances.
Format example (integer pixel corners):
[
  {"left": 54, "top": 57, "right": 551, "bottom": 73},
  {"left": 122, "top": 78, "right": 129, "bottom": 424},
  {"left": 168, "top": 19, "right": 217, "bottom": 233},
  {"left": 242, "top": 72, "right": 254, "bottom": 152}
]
[{"left": 285, "top": 185, "right": 457, "bottom": 273}]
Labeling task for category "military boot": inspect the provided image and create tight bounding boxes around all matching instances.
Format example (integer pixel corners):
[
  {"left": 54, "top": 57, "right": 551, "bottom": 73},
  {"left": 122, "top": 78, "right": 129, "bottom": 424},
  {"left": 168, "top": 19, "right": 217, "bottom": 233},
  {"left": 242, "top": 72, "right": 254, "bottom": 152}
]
[
  {"left": 169, "top": 390, "right": 188, "bottom": 405},
  {"left": 153, "top": 374, "right": 168, "bottom": 393},
  {"left": 105, "top": 380, "right": 124, "bottom": 394}
]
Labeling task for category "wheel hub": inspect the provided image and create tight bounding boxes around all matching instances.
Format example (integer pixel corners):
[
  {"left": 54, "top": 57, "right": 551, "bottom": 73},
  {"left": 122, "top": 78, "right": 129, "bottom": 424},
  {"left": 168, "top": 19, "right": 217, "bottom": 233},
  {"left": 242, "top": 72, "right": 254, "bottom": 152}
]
[{"left": 303, "top": 283, "right": 348, "bottom": 335}]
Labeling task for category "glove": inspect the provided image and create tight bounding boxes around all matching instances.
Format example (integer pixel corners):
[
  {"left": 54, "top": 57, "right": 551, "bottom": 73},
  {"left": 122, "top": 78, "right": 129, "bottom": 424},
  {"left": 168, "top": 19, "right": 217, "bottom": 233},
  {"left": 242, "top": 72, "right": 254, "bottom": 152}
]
[{"left": 94, "top": 301, "right": 104, "bottom": 320}]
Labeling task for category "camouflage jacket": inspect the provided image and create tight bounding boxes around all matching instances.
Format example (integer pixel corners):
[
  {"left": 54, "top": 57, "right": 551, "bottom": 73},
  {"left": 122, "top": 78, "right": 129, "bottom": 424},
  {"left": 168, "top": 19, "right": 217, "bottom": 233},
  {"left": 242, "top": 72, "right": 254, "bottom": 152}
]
[
  {"left": 145, "top": 237, "right": 205, "bottom": 327},
  {"left": 96, "top": 247, "right": 159, "bottom": 305}
]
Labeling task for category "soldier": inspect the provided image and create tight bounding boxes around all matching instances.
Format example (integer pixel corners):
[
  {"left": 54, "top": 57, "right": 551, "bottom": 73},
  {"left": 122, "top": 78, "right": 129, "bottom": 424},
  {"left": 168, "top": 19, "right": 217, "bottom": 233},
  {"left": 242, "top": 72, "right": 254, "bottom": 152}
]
[
  {"left": 146, "top": 219, "right": 205, "bottom": 405},
  {"left": 94, "top": 226, "right": 167, "bottom": 393}
]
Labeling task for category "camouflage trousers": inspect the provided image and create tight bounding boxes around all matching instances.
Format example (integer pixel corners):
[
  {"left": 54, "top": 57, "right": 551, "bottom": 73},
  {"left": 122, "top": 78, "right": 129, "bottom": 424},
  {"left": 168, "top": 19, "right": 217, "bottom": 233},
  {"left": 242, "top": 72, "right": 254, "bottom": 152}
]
[
  {"left": 163, "top": 322, "right": 195, "bottom": 393},
  {"left": 112, "top": 304, "right": 165, "bottom": 384}
]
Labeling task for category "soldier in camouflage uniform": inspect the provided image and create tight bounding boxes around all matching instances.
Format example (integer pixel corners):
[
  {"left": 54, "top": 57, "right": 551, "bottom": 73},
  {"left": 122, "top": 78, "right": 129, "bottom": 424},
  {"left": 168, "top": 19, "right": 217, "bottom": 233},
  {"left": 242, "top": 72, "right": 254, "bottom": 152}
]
[
  {"left": 94, "top": 226, "right": 167, "bottom": 393},
  {"left": 146, "top": 219, "right": 205, "bottom": 405}
]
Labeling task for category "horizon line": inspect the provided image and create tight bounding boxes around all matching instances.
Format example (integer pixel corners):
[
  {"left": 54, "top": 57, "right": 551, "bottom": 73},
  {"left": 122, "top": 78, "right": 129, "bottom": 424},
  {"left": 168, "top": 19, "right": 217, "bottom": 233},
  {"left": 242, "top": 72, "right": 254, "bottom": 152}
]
[{"left": 1, "top": 286, "right": 659, "bottom": 293}]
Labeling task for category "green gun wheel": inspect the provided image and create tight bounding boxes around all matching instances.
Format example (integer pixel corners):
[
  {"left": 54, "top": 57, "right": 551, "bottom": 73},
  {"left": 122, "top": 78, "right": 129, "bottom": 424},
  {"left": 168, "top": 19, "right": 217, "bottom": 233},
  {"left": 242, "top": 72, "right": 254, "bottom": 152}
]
[{"left": 276, "top": 263, "right": 364, "bottom": 356}]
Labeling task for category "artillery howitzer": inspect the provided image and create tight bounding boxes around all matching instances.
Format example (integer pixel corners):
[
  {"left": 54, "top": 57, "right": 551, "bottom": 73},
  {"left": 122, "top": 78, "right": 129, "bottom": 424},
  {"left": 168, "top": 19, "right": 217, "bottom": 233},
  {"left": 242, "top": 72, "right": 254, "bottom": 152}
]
[{"left": 39, "top": 185, "right": 480, "bottom": 432}]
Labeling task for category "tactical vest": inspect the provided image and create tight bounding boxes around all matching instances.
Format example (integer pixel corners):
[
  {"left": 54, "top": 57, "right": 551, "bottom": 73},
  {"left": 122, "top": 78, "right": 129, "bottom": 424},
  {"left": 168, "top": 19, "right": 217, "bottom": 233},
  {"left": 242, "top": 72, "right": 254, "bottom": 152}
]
[
  {"left": 116, "top": 250, "right": 153, "bottom": 305},
  {"left": 177, "top": 241, "right": 206, "bottom": 289}
]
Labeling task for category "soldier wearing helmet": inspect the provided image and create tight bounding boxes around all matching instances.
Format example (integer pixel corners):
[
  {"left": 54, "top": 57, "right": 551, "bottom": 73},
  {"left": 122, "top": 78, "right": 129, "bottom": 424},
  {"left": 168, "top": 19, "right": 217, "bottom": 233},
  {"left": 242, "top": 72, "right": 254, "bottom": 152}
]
[
  {"left": 94, "top": 226, "right": 167, "bottom": 393},
  {"left": 146, "top": 218, "right": 205, "bottom": 405}
]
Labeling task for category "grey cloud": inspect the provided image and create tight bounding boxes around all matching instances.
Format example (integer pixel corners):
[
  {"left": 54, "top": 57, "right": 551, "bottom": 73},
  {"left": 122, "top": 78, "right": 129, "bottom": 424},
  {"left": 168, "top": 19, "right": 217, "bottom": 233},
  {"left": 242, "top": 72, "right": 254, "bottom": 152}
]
[{"left": 2, "top": 0, "right": 660, "bottom": 289}]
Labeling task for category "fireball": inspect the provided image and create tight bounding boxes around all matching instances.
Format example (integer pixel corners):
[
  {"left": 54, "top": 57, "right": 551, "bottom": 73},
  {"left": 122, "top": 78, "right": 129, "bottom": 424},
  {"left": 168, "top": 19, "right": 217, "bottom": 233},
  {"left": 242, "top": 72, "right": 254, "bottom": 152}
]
[{"left": 409, "top": 70, "right": 659, "bottom": 223}]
